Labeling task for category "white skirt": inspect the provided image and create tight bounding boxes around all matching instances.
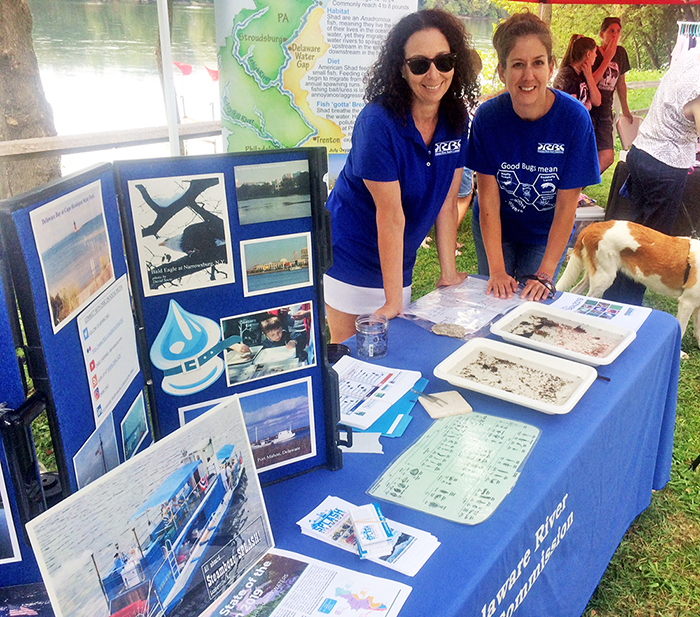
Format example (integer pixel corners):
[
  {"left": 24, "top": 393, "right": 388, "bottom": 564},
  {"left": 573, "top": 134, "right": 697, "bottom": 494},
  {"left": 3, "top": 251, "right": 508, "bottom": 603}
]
[{"left": 323, "top": 274, "right": 412, "bottom": 315}]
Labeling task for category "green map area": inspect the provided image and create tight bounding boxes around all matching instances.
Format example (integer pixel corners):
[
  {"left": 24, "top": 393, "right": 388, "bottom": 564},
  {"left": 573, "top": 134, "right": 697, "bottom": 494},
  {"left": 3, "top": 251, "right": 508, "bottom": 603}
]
[{"left": 219, "top": 0, "right": 317, "bottom": 151}]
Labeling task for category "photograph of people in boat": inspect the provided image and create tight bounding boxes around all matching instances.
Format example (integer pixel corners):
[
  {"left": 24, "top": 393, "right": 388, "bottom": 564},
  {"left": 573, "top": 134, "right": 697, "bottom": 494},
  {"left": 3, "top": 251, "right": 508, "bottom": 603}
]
[
  {"left": 221, "top": 301, "right": 315, "bottom": 387},
  {"left": 238, "top": 377, "right": 316, "bottom": 473},
  {"left": 240, "top": 232, "right": 313, "bottom": 297},
  {"left": 27, "top": 397, "right": 272, "bottom": 617},
  {"left": 126, "top": 172, "right": 234, "bottom": 297},
  {"left": 234, "top": 159, "right": 312, "bottom": 225}
]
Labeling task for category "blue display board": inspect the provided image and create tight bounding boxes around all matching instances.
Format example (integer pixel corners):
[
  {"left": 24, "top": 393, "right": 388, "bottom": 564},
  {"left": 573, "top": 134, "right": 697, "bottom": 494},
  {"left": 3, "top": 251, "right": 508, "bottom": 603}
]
[
  {"left": 114, "top": 148, "right": 341, "bottom": 484},
  {"left": 0, "top": 165, "right": 151, "bottom": 501},
  {"left": 0, "top": 253, "right": 43, "bottom": 586}
]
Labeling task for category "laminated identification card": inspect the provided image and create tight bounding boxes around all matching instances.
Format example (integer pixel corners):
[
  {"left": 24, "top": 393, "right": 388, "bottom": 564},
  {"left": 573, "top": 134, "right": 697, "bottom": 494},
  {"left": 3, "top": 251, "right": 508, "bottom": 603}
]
[{"left": 368, "top": 413, "right": 540, "bottom": 524}]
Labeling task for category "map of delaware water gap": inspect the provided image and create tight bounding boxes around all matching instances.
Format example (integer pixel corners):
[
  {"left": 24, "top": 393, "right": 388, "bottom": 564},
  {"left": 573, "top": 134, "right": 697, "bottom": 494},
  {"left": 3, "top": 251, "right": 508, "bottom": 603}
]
[{"left": 217, "top": 0, "right": 417, "bottom": 154}]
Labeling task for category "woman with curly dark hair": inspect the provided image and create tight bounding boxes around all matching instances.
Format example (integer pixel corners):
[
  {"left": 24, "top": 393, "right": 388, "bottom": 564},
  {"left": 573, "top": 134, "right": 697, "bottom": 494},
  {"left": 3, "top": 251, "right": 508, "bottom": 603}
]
[{"left": 324, "top": 9, "right": 479, "bottom": 343}]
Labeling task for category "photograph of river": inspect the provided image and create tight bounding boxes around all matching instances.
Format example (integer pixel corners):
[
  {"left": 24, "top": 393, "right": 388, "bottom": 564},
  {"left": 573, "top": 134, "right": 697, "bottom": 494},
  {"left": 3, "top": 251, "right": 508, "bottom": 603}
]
[
  {"left": 241, "top": 233, "right": 313, "bottom": 296},
  {"left": 234, "top": 160, "right": 312, "bottom": 225},
  {"left": 29, "top": 180, "right": 115, "bottom": 333}
]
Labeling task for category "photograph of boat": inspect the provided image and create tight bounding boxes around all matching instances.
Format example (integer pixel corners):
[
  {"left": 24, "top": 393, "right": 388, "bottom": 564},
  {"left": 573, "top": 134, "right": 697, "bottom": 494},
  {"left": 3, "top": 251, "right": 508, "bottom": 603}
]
[
  {"left": 96, "top": 440, "right": 243, "bottom": 617},
  {"left": 27, "top": 398, "right": 273, "bottom": 617},
  {"left": 238, "top": 378, "right": 316, "bottom": 473}
]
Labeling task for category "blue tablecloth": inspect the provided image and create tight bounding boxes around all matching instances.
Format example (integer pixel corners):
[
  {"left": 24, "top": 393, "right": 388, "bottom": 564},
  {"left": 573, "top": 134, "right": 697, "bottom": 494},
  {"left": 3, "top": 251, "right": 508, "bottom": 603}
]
[{"left": 262, "top": 309, "right": 680, "bottom": 617}]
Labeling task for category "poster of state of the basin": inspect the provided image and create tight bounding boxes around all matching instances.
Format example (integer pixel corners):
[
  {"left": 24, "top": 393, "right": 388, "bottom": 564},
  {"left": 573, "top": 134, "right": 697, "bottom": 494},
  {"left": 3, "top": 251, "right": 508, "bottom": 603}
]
[{"left": 215, "top": 0, "right": 417, "bottom": 158}]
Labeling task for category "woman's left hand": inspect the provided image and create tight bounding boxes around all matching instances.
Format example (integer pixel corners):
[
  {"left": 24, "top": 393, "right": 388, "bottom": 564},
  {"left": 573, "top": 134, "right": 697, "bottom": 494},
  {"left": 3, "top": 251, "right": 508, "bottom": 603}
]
[
  {"left": 520, "top": 278, "right": 552, "bottom": 302},
  {"left": 436, "top": 271, "right": 468, "bottom": 288}
]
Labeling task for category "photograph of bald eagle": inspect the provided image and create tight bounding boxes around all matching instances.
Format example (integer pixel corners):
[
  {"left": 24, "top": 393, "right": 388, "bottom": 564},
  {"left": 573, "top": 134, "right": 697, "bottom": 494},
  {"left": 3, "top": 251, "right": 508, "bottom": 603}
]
[{"left": 127, "top": 173, "right": 234, "bottom": 296}]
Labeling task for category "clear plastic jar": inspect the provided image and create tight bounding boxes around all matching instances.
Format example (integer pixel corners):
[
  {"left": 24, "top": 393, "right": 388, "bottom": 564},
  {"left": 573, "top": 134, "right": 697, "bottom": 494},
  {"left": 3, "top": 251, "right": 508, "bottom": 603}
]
[{"left": 355, "top": 313, "right": 388, "bottom": 359}]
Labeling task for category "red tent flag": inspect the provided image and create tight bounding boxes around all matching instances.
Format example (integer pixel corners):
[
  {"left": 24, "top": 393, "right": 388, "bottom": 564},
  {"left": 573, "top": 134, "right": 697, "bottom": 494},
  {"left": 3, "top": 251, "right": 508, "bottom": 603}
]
[
  {"left": 205, "top": 66, "right": 219, "bottom": 81},
  {"left": 173, "top": 61, "right": 193, "bottom": 75},
  {"left": 516, "top": 0, "right": 699, "bottom": 4}
]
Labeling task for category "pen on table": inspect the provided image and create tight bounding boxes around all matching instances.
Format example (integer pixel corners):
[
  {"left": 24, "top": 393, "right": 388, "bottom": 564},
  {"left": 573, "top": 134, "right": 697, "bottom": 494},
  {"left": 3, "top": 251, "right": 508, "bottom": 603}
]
[
  {"left": 596, "top": 375, "right": 611, "bottom": 382},
  {"left": 410, "top": 389, "right": 446, "bottom": 406}
]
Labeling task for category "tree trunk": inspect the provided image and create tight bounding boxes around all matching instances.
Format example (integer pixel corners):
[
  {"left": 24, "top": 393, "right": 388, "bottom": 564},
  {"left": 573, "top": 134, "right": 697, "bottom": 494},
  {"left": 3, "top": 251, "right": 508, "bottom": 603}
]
[{"left": 0, "top": 0, "right": 61, "bottom": 200}]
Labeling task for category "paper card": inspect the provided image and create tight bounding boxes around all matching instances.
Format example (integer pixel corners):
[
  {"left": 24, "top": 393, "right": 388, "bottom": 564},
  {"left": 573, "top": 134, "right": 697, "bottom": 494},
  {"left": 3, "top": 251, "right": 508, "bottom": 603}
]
[
  {"left": 78, "top": 275, "right": 140, "bottom": 427},
  {"left": 418, "top": 391, "right": 473, "bottom": 419}
]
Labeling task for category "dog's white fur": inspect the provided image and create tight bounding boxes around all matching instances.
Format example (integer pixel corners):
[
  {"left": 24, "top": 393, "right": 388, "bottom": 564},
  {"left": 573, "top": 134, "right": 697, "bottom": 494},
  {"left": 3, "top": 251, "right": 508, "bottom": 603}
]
[{"left": 556, "top": 220, "right": 700, "bottom": 346}]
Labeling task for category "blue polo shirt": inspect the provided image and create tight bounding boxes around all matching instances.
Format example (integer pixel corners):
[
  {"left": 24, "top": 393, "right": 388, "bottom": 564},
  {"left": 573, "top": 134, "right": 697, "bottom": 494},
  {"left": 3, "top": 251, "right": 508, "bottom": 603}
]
[
  {"left": 467, "top": 89, "right": 600, "bottom": 244},
  {"left": 326, "top": 100, "right": 467, "bottom": 288}
]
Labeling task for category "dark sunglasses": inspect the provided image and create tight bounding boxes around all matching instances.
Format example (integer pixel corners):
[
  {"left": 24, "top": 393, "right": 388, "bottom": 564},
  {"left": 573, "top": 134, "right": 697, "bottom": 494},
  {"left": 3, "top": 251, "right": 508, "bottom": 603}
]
[{"left": 404, "top": 53, "right": 457, "bottom": 76}]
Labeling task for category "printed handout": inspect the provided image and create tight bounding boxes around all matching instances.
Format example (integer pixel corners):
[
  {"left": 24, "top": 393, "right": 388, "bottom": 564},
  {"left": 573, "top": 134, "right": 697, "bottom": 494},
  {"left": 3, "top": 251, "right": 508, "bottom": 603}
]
[
  {"left": 551, "top": 292, "right": 652, "bottom": 331},
  {"left": 332, "top": 356, "right": 421, "bottom": 431},
  {"left": 200, "top": 548, "right": 411, "bottom": 617},
  {"left": 297, "top": 495, "right": 440, "bottom": 577}
]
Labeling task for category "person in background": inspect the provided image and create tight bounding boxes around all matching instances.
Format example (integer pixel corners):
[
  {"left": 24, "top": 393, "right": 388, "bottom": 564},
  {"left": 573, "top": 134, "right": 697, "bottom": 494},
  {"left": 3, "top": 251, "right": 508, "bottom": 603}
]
[
  {"left": 591, "top": 17, "right": 633, "bottom": 174},
  {"left": 604, "top": 49, "right": 700, "bottom": 305},
  {"left": 323, "top": 9, "right": 480, "bottom": 343},
  {"left": 466, "top": 11, "right": 600, "bottom": 302},
  {"left": 553, "top": 34, "right": 601, "bottom": 111}
]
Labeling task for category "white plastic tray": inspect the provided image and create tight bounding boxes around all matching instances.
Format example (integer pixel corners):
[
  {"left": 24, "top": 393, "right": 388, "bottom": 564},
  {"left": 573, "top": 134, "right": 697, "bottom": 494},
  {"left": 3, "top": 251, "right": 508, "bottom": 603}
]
[
  {"left": 433, "top": 338, "right": 597, "bottom": 415},
  {"left": 490, "top": 303, "right": 636, "bottom": 366}
]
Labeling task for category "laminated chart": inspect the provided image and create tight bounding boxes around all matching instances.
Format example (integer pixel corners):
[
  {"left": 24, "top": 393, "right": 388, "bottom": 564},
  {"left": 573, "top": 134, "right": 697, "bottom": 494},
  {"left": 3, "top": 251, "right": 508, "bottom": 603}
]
[{"left": 368, "top": 413, "right": 540, "bottom": 524}]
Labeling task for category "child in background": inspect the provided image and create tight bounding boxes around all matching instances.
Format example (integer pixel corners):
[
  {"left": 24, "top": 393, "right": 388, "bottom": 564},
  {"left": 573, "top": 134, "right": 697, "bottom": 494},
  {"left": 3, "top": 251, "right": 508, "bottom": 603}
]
[
  {"left": 260, "top": 315, "right": 308, "bottom": 362},
  {"left": 553, "top": 35, "right": 601, "bottom": 111}
]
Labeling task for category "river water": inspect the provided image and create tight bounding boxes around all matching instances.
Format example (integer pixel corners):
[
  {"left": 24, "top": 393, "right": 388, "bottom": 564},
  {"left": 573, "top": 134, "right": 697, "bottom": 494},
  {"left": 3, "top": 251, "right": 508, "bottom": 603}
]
[{"left": 25, "top": 0, "right": 495, "bottom": 175}]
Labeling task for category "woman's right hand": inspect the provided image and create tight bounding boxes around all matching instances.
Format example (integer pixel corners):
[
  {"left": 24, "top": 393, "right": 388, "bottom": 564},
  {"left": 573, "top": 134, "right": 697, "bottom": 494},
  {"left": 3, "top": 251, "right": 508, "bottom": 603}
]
[
  {"left": 486, "top": 271, "right": 518, "bottom": 299},
  {"left": 374, "top": 301, "right": 403, "bottom": 321}
]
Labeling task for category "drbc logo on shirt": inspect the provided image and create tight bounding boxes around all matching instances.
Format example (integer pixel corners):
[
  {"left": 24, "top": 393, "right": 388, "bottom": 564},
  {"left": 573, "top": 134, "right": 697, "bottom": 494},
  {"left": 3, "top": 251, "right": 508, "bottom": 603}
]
[
  {"left": 434, "top": 139, "right": 461, "bottom": 156},
  {"left": 537, "top": 142, "right": 565, "bottom": 154}
]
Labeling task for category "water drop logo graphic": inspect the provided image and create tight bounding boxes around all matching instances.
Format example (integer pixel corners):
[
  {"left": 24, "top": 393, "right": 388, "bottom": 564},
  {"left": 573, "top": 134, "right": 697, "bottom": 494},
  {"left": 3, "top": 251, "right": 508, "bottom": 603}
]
[{"left": 150, "top": 300, "right": 224, "bottom": 396}]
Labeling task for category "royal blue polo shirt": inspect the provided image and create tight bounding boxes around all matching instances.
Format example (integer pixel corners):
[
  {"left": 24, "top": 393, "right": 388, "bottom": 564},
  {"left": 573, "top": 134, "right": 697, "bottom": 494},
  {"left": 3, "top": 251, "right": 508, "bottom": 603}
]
[{"left": 326, "top": 100, "right": 467, "bottom": 288}]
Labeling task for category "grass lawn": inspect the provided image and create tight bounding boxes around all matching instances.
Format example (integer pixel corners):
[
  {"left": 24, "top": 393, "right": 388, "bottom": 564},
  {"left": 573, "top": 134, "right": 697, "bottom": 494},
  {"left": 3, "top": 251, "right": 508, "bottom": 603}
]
[{"left": 413, "top": 79, "right": 700, "bottom": 615}]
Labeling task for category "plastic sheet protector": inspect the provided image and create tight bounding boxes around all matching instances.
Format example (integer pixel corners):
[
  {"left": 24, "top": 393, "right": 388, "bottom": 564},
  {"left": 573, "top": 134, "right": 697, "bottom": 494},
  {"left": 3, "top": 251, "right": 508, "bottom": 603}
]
[
  {"left": 368, "top": 413, "right": 540, "bottom": 524},
  {"left": 400, "top": 276, "right": 523, "bottom": 338}
]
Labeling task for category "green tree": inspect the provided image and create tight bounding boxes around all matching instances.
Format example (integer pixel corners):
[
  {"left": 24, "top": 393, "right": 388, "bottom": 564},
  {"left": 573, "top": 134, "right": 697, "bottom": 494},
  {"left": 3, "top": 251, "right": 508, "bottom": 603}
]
[
  {"left": 419, "top": 0, "right": 507, "bottom": 21},
  {"left": 493, "top": 1, "right": 700, "bottom": 70}
]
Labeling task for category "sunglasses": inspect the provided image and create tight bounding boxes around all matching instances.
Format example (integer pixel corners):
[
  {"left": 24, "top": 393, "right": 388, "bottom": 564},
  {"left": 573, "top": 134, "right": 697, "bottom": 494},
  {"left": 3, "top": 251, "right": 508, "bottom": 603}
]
[{"left": 404, "top": 53, "right": 457, "bottom": 76}]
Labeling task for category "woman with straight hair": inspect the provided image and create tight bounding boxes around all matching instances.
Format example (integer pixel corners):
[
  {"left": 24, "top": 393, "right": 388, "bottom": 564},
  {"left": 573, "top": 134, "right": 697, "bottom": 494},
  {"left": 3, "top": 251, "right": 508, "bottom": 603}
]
[
  {"left": 553, "top": 34, "right": 601, "bottom": 110},
  {"left": 324, "top": 9, "right": 479, "bottom": 343},
  {"left": 466, "top": 11, "right": 600, "bottom": 302}
]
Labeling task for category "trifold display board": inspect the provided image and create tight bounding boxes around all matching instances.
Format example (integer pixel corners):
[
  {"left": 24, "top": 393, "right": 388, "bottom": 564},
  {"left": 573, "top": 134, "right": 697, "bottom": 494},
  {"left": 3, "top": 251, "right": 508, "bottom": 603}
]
[
  {"left": 0, "top": 164, "right": 149, "bottom": 519},
  {"left": 0, "top": 147, "right": 341, "bottom": 586},
  {"left": 114, "top": 148, "right": 341, "bottom": 485}
]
